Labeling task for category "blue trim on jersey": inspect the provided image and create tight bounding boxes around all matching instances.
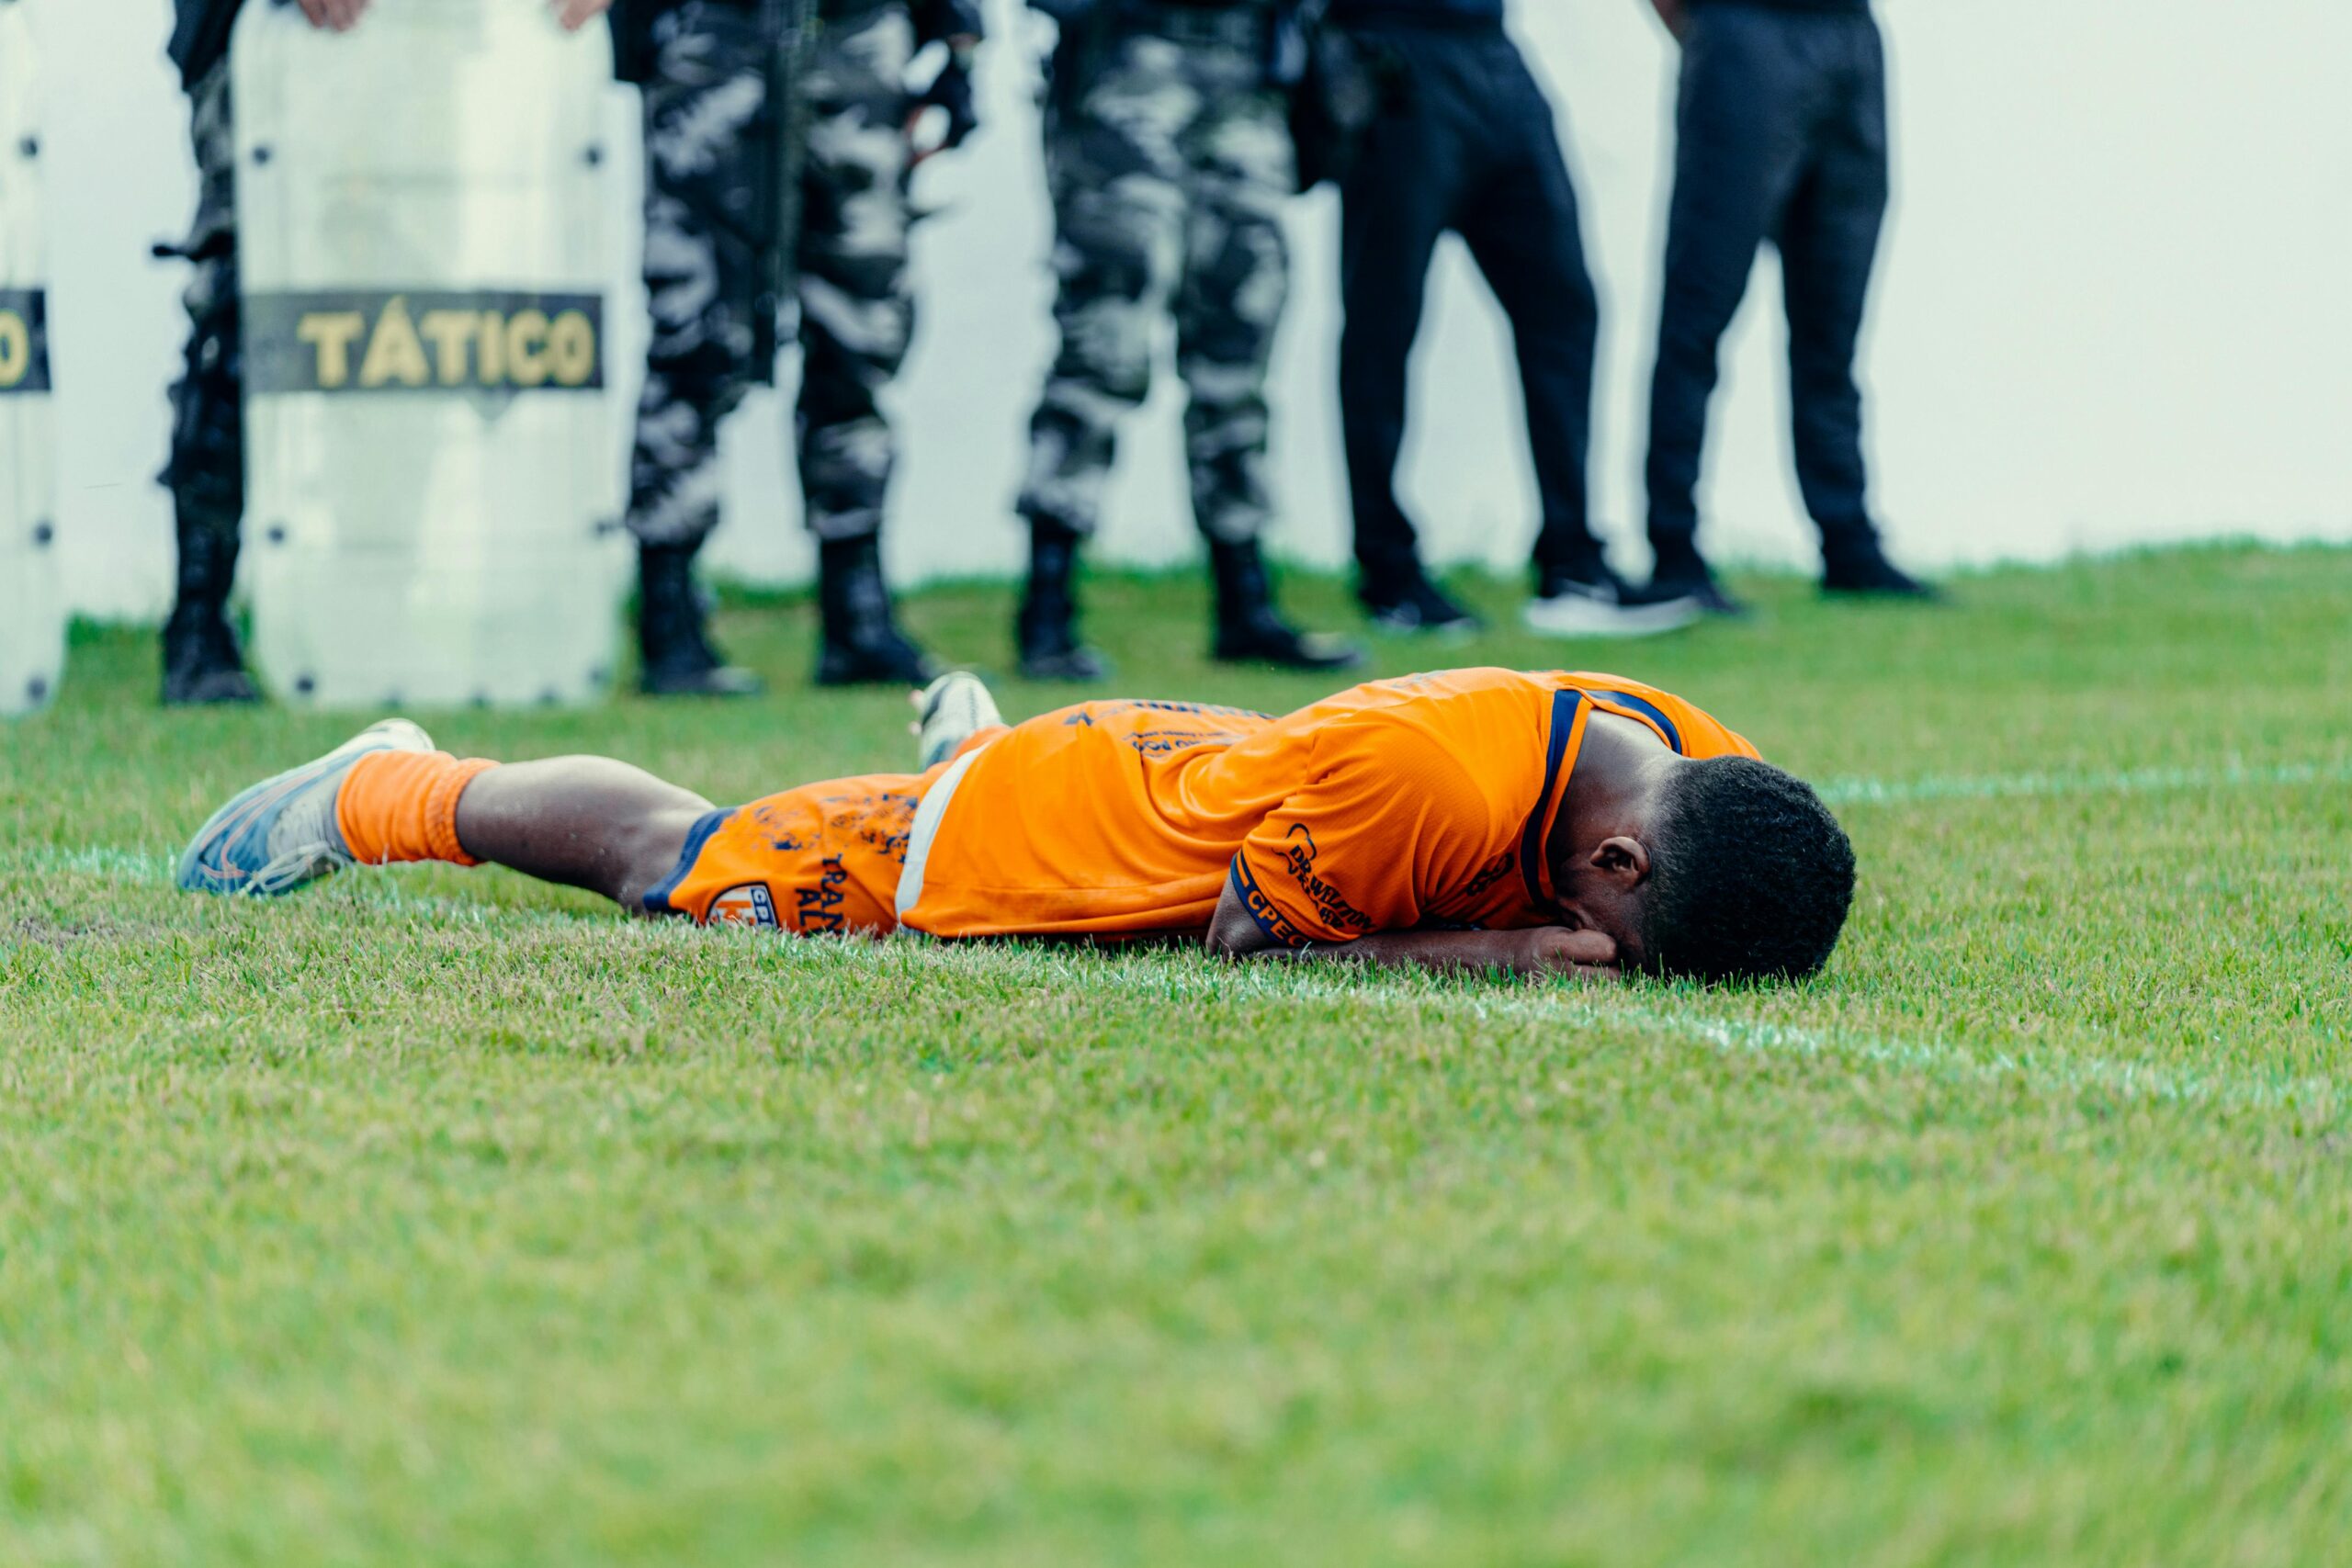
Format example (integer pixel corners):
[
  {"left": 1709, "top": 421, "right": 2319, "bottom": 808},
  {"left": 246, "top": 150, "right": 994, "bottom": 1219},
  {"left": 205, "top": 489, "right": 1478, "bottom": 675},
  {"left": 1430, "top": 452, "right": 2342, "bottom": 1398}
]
[
  {"left": 1227, "top": 854, "right": 1308, "bottom": 948},
  {"left": 640, "top": 807, "right": 738, "bottom": 916},
  {"left": 1597, "top": 689, "right": 1684, "bottom": 754},
  {"left": 1519, "top": 689, "right": 1583, "bottom": 915}
]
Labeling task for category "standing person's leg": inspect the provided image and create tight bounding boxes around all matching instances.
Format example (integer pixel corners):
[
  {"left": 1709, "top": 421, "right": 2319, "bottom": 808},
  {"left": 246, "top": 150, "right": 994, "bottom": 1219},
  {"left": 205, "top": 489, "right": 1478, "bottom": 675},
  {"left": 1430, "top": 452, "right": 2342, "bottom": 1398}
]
[
  {"left": 1336, "top": 30, "right": 1465, "bottom": 625},
  {"left": 797, "top": 2, "right": 937, "bottom": 685},
  {"left": 1453, "top": 36, "right": 1603, "bottom": 592},
  {"left": 1643, "top": 6, "right": 1812, "bottom": 599},
  {"left": 1777, "top": 15, "right": 1926, "bottom": 596},
  {"left": 1014, "top": 31, "right": 1187, "bottom": 681},
  {"left": 1460, "top": 36, "right": 1701, "bottom": 639},
  {"left": 628, "top": 2, "right": 769, "bottom": 696},
  {"left": 1173, "top": 53, "right": 1359, "bottom": 672},
  {"left": 160, "top": 64, "right": 257, "bottom": 707}
]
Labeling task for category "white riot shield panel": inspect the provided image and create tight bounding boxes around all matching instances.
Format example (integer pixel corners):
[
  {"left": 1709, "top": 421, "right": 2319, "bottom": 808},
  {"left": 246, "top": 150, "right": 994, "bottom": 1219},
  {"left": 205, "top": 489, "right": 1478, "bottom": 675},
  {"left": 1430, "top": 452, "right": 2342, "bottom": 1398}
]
[
  {"left": 232, "top": 0, "right": 621, "bottom": 708},
  {"left": 0, "top": 0, "right": 62, "bottom": 717}
]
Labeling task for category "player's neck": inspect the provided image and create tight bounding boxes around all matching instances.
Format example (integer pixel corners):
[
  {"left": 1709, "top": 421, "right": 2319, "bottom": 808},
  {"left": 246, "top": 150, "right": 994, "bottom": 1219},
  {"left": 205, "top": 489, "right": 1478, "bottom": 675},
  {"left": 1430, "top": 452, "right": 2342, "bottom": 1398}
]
[{"left": 1548, "top": 712, "right": 1677, "bottom": 876}]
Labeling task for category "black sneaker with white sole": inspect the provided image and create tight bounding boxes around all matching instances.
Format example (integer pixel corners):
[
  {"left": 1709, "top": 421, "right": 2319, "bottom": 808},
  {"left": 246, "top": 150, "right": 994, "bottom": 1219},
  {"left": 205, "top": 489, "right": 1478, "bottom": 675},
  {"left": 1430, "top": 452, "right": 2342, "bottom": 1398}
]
[
  {"left": 1521, "top": 566, "right": 1703, "bottom": 639},
  {"left": 1649, "top": 570, "right": 1753, "bottom": 619},
  {"left": 1822, "top": 540, "right": 1942, "bottom": 602},
  {"left": 1645, "top": 540, "right": 1752, "bottom": 619},
  {"left": 1359, "top": 570, "right": 1483, "bottom": 637}
]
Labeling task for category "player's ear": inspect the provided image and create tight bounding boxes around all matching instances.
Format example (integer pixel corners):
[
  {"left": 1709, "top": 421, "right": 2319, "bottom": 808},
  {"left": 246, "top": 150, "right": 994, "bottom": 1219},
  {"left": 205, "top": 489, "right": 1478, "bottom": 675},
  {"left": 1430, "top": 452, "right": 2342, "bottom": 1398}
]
[{"left": 1589, "top": 835, "right": 1652, "bottom": 890}]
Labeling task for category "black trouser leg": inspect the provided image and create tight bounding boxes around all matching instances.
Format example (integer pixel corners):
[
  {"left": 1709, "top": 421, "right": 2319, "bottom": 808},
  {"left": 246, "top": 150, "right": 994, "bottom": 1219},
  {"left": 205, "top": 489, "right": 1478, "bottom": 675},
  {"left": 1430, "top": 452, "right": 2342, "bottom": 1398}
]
[
  {"left": 1777, "top": 18, "right": 1889, "bottom": 554},
  {"left": 1455, "top": 39, "right": 1601, "bottom": 582},
  {"left": 164, "top": 64, "right": 244, "bottom": 620},
  {"left": 1338, "top": 47, "right": 1458, "bottom": 589},
  {"left": 627, "top": 3, "right": 765, "bottom": 556},
  {"left": 1644, "top": 7, "right": 1814, "bottom": 565}
]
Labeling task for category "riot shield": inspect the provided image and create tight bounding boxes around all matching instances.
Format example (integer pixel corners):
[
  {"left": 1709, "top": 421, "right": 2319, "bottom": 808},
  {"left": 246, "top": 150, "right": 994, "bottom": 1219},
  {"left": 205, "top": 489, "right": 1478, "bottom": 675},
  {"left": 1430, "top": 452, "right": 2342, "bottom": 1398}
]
[
  {"left": 0, "top": 0, "right": 61, "bottom": 718},
  {"left": 232, "top": 0, "right": 623, "bottom": 708}
]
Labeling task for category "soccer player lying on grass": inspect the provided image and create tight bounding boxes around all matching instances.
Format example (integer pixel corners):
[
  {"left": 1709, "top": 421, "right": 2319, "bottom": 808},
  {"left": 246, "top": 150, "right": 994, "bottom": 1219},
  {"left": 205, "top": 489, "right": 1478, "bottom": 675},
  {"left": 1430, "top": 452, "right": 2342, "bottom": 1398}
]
[{"left": 177, "top": 669, "right": 1856, "bottom": 984}]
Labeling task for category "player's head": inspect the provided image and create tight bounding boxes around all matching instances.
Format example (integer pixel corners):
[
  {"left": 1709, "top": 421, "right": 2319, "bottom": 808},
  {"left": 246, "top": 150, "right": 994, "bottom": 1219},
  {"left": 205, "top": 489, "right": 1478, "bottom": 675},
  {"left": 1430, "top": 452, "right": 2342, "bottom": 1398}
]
[
  {"left": 1635, "top": 757, "right": 1855, "bottom": 983},
  {"left": 1553, "top": 754, "right": 1856, "bottom": 983}
]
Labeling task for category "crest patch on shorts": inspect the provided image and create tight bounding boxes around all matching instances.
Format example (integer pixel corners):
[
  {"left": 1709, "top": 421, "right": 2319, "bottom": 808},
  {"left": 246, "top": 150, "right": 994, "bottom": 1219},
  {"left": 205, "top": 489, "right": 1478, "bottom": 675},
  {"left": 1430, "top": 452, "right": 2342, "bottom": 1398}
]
[{"left": 707, "top": 883, "right": 779, "bottom": 928}]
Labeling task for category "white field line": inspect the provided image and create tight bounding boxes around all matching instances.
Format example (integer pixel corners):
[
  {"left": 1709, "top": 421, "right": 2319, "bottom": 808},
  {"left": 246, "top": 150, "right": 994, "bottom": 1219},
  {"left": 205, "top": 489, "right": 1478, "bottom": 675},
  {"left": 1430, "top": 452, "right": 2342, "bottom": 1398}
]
[
  {"left": 7, "top": 844, "right": 2340, "bottom": 1117},
  {"left": 1044, "top": 959, "right": 2344, "bottom": 1114},
  {"left": 1819, "top": 756, "right": 2352, "bottom": 807}
]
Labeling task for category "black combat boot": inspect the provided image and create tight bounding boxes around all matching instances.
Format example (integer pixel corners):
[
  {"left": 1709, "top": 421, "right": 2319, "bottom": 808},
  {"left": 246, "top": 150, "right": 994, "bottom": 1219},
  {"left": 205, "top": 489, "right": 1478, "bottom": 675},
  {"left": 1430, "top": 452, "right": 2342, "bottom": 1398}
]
[
  {"left": 1016, "top": 519, "right": 1109, "bottom": 682},
  {"left": 161, "top": 513, "right": 259, "bottom": 706},
  {"left": 1208, "top": 538, "right": 1363, "bottom": 672},
  {"left": 637, "top": 541, "right": 763, "bottom": 697},
  {"left": 815, "top": 536, "right": 937, "bottom": 688}
]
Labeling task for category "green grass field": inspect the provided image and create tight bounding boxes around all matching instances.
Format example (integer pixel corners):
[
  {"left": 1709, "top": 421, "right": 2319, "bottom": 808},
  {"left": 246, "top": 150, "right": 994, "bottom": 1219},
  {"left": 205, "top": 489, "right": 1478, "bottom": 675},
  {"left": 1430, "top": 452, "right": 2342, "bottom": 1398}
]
[{"left": 5, "top": 545, "right": 2351, "bottom": 1565}]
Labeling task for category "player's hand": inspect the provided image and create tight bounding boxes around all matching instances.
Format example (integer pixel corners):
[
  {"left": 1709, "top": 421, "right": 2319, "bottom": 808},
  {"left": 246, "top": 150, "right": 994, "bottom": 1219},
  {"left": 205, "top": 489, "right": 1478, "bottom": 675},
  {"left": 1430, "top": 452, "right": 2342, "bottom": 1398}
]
[
  {"left": 551, "top": 0, "right": 615, "bottom": 31},
  {"left": 1518, "top": 926, "right": 1623, "bottom": 983},
  {"left": 296, "top": 0, "right": 370, "bottom": 32},
  {"left": 905, "top": 42, "right": 980, "bottom": 167}
]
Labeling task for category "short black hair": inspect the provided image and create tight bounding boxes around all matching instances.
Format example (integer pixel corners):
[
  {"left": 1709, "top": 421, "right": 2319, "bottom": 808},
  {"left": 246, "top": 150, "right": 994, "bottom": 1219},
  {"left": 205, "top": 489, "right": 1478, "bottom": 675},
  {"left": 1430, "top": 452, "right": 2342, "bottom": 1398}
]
[{"left": 1641, "top": 757, "right": 1856, "bottom": 985}]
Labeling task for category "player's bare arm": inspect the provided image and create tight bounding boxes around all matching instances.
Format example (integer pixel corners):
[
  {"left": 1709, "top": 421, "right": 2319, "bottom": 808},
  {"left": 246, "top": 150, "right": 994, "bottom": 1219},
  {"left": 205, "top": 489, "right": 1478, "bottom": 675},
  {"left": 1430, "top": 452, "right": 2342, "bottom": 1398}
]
[
  {"left": 1204, "top": 880, "right": 1623, "bottom": 981},
  {"left": 295, "top": 0, "right": 369, "bottom": 31},
  {"left": 550, "top": 0, "right": 615, "bottom": 31}
]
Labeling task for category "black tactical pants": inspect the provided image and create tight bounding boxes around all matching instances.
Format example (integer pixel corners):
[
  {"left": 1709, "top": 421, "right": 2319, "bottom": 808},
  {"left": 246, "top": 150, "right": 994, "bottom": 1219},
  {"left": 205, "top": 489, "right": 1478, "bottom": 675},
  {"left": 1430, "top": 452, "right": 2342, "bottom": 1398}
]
[
  {"left": 162, "top": 64, "right": 245, "bottom": 592},
  {"left": 1337, "top": 17, "right": 1602, "bottom": 588},
  {"left": 1645, "top": 1, "right": 1889, "bottom": 560}
]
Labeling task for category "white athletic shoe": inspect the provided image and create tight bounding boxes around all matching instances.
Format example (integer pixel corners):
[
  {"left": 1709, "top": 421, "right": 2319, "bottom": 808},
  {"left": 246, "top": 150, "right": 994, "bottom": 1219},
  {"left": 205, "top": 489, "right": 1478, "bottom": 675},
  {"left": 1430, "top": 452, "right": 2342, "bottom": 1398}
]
[
  {"left": 176, "top": 719, "right": 435, "bottom": 897},
  {"left": 913, "top": 671, "right": 1002, "bottom": 770},
  {"left": 1521, "top": 573, "right": 1704, "bottom": 639}
]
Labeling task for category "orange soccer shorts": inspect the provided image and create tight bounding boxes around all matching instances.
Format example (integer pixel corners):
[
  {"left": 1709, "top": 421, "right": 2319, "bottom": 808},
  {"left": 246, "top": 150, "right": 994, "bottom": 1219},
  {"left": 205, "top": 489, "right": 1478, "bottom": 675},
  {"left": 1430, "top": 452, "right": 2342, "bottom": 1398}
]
[{"left": 639, "top": 771, "right": 925, "bottom": 934}]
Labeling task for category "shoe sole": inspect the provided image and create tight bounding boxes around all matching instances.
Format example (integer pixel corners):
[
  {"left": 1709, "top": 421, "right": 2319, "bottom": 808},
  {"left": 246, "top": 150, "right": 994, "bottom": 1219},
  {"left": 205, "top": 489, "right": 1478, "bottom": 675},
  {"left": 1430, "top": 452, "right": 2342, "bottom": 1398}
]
[
  {"left": 1520, "top": 597, "right": 1704, "bottom": 639},
  {"left": 917, "top": 672, "right": 1003, "bottom": 769},
  {"left": 175, "top": 719, "right": 434, "bottom": 897}
]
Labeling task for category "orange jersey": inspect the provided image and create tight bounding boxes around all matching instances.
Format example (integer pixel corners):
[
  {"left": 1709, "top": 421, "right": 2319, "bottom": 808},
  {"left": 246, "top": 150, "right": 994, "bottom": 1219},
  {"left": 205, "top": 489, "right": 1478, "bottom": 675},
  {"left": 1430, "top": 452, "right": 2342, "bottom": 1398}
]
[
  {"left": 643, "top": 767, "right": 936, "bottom": 934},
  {"left": 896, "top": 669, "right": 1758, "bottom": 944}
]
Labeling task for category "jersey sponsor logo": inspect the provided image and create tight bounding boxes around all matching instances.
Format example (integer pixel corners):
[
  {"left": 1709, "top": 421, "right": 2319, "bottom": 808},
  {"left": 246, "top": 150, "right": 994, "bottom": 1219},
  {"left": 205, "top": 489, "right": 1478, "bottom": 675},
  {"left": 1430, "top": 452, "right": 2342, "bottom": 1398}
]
[
  {"left": 1460, "top": 851, "right": 1514, "bottom": 899},
  {"left": 1229, "top": 855, "right": 1309, "bottom": 948},
  {"left": 1091, "top": 699, "right": 1273, "bottom": 721},
  {"left": 0, "top": 290, "right": 51, "bottom": 394},
  {"left": 243, "top": 290, "right": 604, "bottom": 395},
  {"left": 707, "top": 882, "right": 780, "bottom": 929},
  {"left": 795, "top": 854, "right": 852, "bottom": 934},
  {"left": 1278, "top": 823, "right": 1374, "bottom": 936},
  {"left": 820, "top": 788, "right": 919, "bottom": 864},
  {"left": 1123, "top": 728, "right": 1247, "bottom": 757}
]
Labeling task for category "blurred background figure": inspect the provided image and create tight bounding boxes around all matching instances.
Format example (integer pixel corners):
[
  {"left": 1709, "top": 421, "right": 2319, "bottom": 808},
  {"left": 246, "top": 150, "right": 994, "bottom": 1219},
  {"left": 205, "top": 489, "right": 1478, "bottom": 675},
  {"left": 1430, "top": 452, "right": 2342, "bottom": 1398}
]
[
  {"left": 1012, "top": 0, "right": 1360, "bottom": 682},
  {"left": 613, "top": 0, "right": 979, "bottom": 695},
  {"left": 1642, "top": 0, "right": 1929, "bottom": 615},
  {"left": 1330, "top": 0, "right": 1695, "bottom": 641},
  {"left": 153, "top": 0, "right": 282, "bottom": 705},
  {"left": 155, "top": 0, "right": 611, "bottom": 707}
]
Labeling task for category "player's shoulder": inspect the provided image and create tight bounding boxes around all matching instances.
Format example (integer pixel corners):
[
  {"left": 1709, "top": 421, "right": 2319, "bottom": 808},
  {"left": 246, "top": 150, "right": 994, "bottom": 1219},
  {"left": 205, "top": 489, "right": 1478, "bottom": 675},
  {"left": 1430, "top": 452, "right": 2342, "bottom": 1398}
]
[
  {"left": 1306, "top": 673, "right": 1539, "bottom": 822},
  {"left": 1313, "top": 667, "right": 1563, "bottom": 730},
  {"left": 1557, "top": 671, "right": 1763, "bottom": 761}
]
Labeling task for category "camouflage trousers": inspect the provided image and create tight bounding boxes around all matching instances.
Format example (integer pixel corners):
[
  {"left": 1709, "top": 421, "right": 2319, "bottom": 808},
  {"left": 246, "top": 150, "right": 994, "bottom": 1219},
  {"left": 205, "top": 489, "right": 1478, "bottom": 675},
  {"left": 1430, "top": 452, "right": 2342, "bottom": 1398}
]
[
  {"left": 1021, "top": 16, "right": 1293, "bottom": 545},
  {"left": 629, "top": 0, "right": 918, "bottom": 547},
  {"left": 163, "top": 62, "right": 244, "bottom": 561}
]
